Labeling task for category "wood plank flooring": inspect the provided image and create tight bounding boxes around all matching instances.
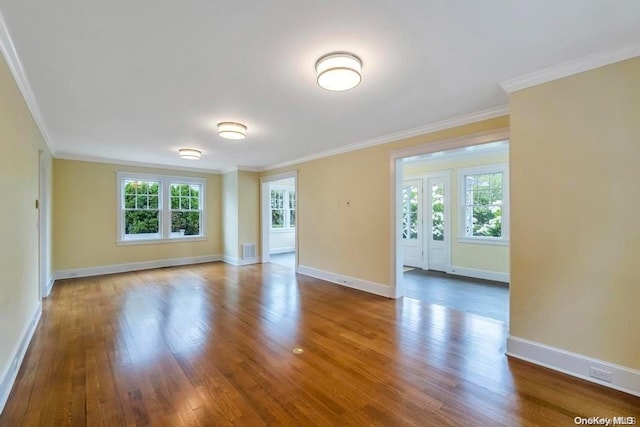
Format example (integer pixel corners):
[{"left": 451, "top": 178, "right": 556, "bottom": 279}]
[
  {"left": 1, "top": 262, "right": 638, "bottom": 426},
  {"left": 403, "top": 270, "right": 509, "bottom": 322}
]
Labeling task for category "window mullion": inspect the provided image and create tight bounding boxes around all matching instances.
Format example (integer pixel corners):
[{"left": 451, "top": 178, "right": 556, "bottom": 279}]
[
  {"left": 284, "top": 190, "right": 289, "bottom": 229},
  {"left": 162, "top": 179, "right": 170, "bottom": 239}
]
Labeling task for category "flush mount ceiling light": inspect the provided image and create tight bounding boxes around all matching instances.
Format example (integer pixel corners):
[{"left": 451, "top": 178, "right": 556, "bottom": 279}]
[
  {"left": 217, "top": 122, "right": 247, "bottom": 140},
  {"left": 178, "top": 148, "right": 201, "bottom": 160},
  {"left": 315, "top": 52, "right": 362, "bottom": 91}
]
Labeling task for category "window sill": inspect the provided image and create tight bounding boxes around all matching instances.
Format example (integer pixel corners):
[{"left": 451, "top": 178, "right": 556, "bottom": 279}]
[
  {"left": 457, "top": 237, "right": 509, "bottom": 247},
  {"left": 117, "top": 236, "right": 207, "bottom": 246}
]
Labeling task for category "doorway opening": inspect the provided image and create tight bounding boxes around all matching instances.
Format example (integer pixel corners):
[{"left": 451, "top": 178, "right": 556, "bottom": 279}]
[
  {"left": 260, "top": 172, "right": 297, "bottom": 270},
  {"left": 392, "top": 130, "right": 510, "bottom": 323}
]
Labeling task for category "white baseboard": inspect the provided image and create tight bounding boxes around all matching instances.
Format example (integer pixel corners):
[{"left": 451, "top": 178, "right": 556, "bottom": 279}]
[
  {"left": 53, "top": 255, "right": 223, "bottom": 280},
  {"left": 297, "top": 265, "right": 394, "bottom": 298},
  {"left": 507, "top": 336, "right": 640, "bottom": 397},
  {"left": 269, "top": 247, "right": 295, "bottom": 255},
  {"left": 0, "top": 302, "right": 42, "bottom": 414},
  {"left": 45, "top": 276, "right": 54, "bottom": 297},
  {"left": 449, "top": 265, "right": 509, "bottom": 283},
  {"left": 223, "top": 255, "right": 261, "bottom": 266}
]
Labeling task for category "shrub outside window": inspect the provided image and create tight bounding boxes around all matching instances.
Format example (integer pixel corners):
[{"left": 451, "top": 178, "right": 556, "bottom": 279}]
[
  {"left": 458, "top": 164, "right": 509, "bottom": 245},
  {"left": 117, "top": 173, "right": 205, "bottom": 244}
]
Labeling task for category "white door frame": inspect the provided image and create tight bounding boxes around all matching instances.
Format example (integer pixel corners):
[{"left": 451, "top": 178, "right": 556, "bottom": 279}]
[
  {"left": 260, "top": 171, "right": 298, "bottom": 269},
  {"left": 38, "top": 150, "right": 50, "bottom": 299},
  {"left": 390, "top": 128, "right": 509, "bottom": 298}
]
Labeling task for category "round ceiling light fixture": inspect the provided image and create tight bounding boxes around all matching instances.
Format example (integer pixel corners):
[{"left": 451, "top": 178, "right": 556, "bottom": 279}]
[
  {"left": 315, "top": 52, "right": 362, "bottom": 91},
  {"left": 178, "top": 148, "right": 201, "bottom": 160},
  {"left": 217, "top": 122, "right": 247, "bottom": 140}
]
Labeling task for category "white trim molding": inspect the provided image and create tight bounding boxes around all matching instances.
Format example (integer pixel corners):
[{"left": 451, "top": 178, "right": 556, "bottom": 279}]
[
  {"left": 54, "top": 255, "right": 222, "bottom": 280},
  {"left": 0, "top": 10, "right": 56, "bottom": 155},
  {"left": 264, "top": 106, "right": 509, "bottom": 171},
  {"left": 45, "top": 276, "right": 54, "bottom": 298},
  {"left": 57, "top": 153, "right": 221, "bottom": 174},
  {"left": 390, "top": 128, "right": 510, "bottom": 161},
  {"left": 0, "top": 303, "right": 42, "bottom": 414},
  {"left": 507, "top": 336, "right": 640, "bottom": 397},
  {"left": 259, "top": 170, "right": 298, "bottom": 183},
  {"left": 500, "top": 42, "right": 640, "bottom": 93},
  {"left": 260, "top": 170, "right": 298, "bottom": 266},
  {"left": 449, "top": 266, "right": 509, "bottom": 283},
  {"left": 297, "top": 265, "right": 394, "bottom": 299}
]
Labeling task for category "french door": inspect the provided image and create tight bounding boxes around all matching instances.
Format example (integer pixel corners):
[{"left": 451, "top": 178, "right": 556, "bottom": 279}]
[
  {"left": 425, "top": 176, "right": 450, "bottom": 272},
  {"left": 402, "top": 180, "right": 423, "bottom": 268}
]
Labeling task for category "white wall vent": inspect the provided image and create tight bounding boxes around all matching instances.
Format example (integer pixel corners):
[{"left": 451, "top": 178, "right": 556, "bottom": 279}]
[{"left": 242, "top": 243, "right": 256, "bottom": 260}]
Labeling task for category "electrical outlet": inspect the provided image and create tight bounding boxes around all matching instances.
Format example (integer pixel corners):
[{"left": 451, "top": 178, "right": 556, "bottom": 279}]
[{"left": 589, "top": 366, "right": 613, "bottom": 383}]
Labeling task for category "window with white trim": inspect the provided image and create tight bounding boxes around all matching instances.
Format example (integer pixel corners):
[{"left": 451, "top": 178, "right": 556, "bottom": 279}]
[
  {"left": 270, "top": 187, "right": 295, "bottom": 230},
  {"left": 458, "top": 164, "right": 509, "bottom": 244},
  {"left": 170, "top": 183, "right": 202, "bottom": 237},
  {"left": 117, "top": 173, "right": 205, "bottom": 244}
]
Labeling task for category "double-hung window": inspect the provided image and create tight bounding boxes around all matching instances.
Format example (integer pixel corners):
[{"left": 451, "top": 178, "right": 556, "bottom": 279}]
[
  {"left": 270, "top": 187, "right": 296, "bottom": 230},
  {"left": 117, "top": 173, "right": 205, "bottom": 244},
  {"left": 458, "top": 163, "right": 509, "bottom": 245},
  {"left": 170, "top": 183, "right": 202, "bottom": 237}
]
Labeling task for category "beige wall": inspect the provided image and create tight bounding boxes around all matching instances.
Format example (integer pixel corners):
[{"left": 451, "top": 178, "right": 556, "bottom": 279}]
[
  {"left": 237, "top": 171, "right": 260, "bottom": 258},
  {"left": 0, "top": 54, "right": 51, "bottom": 383},
  {"left": 404, "top": 151, "right": 509, "bottom": 274},
  {"left": 262, "top": 117, "right": 509, "bottom": 286},
  {"left": 510, "top": 57, "right": 640, "bottom": 369},
  {"left": 53, "top": 160, "right": 222, "bottom": 270},
  {"left": 222, "top": 171, "right": 238, "bottom": 258},
  {"left": 222, "top": 170, "right": 260, "bottom": 260}
]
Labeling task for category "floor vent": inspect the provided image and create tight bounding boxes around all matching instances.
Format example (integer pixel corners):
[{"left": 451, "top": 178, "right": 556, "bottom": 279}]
[{"left": 242, "top": 243, "right": 256, "bottom": 260}]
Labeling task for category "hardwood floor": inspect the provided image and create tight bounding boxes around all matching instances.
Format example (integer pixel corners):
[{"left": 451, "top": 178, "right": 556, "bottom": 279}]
[
  {"left": 403, "top": 270, "right": 509, "bottom": 322},
  {"left": 1, "top": 262, "right": 638, "bottom": 426}
]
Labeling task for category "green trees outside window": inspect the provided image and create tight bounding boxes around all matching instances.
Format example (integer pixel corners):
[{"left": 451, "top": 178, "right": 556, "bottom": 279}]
[
  {"left": 121, "top": 178, "right": 203, "bottom": 240},
  {"left": 270, "top": 188, "right": 295, "bottom": 229},
  {"left": 464, "top": 173, "right": 502, "bottom": 238},
  {"left": 170, "top": 183, "right": 201, "bottom": 236},
  {"left": 124, "top": 180, "right": 160, "bottom": 236},
  {"left": 431, "top": 183, "right": 444, "bottom": 241},
  {"left": 402, "top": 185, "right": 418, "bottom": 239}
]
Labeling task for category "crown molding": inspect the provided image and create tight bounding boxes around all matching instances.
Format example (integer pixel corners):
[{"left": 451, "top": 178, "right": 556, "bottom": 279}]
[
  {"left": 0, "top": 8, "right": 57, "bottom": 156},
  {"left": 262, "top": 105, "right": 509, "bottom": 171},
  {"left": 55, "top": 152, "right": 222, "bottom": 174},
  {"left": 500, "top": 42, "right": 640, "bottom": 94},
  {"left": 219, "top": 166, "right": 262, "bottom": 175},
  {"left": 402, "top": 140, "right": 509, "bottom": 165}
]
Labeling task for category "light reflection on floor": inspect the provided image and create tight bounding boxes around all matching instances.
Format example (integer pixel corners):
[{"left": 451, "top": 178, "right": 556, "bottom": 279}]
[
  {"left": 396, "top": 295, "right": 509, "bottom": 389},
  {"left": 117, "top": 282, "right": 209, "bottom": 368}
]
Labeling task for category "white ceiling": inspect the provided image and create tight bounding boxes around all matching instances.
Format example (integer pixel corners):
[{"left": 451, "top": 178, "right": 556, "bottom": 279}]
[{"left": 1, "top": 1, "right": 639, "bottom": 172}]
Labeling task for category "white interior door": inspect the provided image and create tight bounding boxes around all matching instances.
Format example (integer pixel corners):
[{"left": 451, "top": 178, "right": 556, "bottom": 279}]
[
  {"left": 426, "top": 176, "right": 450, "bottom": 272},
  {"left": 402, "top": 180, "right": 422, "bottom": 268}
]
